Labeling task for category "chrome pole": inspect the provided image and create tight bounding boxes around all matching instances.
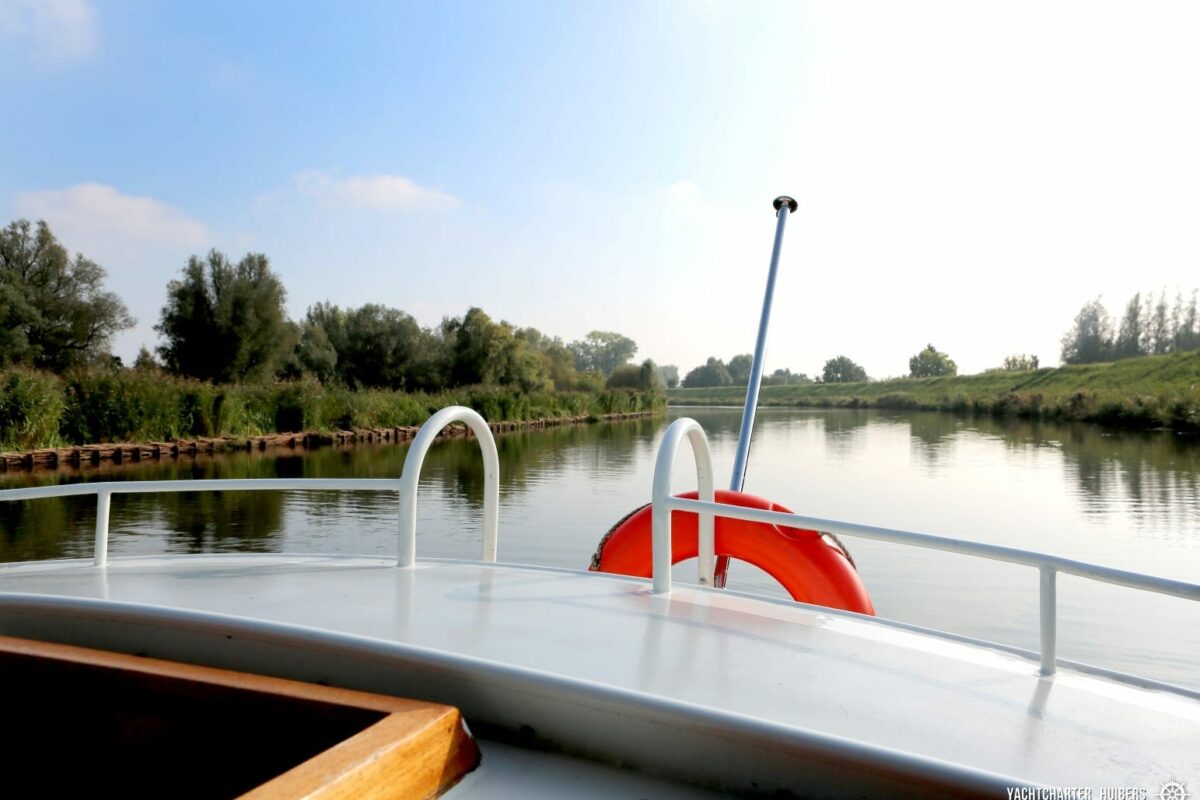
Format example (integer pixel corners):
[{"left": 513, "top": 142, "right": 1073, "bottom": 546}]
[{"left": 715, "top": 195, "right": 796, "bottom": 588}]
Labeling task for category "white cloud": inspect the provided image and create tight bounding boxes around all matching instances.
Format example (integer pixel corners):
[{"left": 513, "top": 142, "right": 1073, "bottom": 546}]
[
  {"left": 292, "top": 170, "right": 460, "bottom": 211},
  {"left": 14, "top": 183, "right": 210, "bottom": 255},
  {"left": 0, "top": 0, "right": 98, "bottom": 66}
]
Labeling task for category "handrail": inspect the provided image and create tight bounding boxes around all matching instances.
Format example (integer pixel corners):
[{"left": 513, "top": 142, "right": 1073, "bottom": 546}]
[
  {"left": 651, "top": 418, "right": 716, "bottom": 594},
  {"left": 0, "top": 406, "right": 502, "bottom": 570},
  {"left": 398, "top": 406, "right": 499, "bottom": 567},
  {"left": 0, "top": 478, "right": 401, "bottom": 568},
  {"left": 652, "top": 417, "right": 1200, "bottom": 676}
]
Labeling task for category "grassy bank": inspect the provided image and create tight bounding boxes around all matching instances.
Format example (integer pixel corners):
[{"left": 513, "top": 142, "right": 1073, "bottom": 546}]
[
  {"left": 0, "top": 368, "right": 664, "bottom": 451},
  {"left": 669, "top": 351, "right": 1200, "bottom": 432}
]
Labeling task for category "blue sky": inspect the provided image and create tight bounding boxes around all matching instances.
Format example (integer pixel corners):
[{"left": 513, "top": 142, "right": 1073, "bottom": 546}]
[{"left": 3, "top": 1, "right": 1199, "bottom": 378}]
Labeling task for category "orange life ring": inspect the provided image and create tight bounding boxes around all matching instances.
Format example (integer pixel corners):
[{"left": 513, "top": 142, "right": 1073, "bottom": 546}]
[{"left": 589, "top": 489, "right": 875, "bottom": 615}]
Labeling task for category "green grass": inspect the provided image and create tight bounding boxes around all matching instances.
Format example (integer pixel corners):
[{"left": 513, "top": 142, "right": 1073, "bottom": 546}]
[
  {"left": 0, "top": 368, "right": 665, "bottom": 450},
  {"left": 669, "top": 351, "right": 1200, "bottom": 432}
]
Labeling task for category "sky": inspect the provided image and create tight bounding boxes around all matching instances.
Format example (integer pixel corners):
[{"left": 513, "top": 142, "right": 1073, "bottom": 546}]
[{"left": 2, "top": 1, "right": 1198, "bottom": 379}]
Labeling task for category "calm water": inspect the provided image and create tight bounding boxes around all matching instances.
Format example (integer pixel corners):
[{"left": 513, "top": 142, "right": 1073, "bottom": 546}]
[{"left": 2, "top": 408, "right": 1198, "bottom": 689}]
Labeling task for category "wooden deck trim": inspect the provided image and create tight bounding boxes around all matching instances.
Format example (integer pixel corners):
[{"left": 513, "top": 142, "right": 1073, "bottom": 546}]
[{"left": 0, "top": 635, "right": 481, "bottom": 799}]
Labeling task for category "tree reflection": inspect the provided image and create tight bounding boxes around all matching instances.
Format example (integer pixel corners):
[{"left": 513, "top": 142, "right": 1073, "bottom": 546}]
[
  {"left": 906, "top": 412, "right": 963, "bottom": 468},
  {"left": 820, "top": 409, "right": 871, "bottom": 459},
  {"left": 3, "top": 412, "right": 1196, "bottom": 562}
]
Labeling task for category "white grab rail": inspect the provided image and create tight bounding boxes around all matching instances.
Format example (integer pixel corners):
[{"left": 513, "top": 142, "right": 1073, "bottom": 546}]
[
  {"left": 0, "top": 406, "right": 501, "bottom": 569},
  {"left": 651, "top": 418, "right": 716, "bottom": 594},
  {"left": 398, "top": 406, "right": 499, "bottom": 567},
  {"left": 653, "top": 417, "right": 1200, "bottom": 677}
]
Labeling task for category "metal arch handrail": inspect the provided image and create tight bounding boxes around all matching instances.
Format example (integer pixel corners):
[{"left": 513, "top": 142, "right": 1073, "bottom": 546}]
[
  {"left": 398, "top": 406, "right": 499, "bottom": 568},
  {"left": 649, "top": 421, "right": 1200, "bottom": 677},
  {"left": 650, "top": 417, "right": 716, "bottom": 594},
  {"left": 0, "top": 406, "right": 502, "bottom": 570}
]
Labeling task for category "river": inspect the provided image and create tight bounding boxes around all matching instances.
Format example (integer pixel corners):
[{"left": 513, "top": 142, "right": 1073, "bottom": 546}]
[{"left": 2, "top": 407, "right": 1197, "bottom": 690}]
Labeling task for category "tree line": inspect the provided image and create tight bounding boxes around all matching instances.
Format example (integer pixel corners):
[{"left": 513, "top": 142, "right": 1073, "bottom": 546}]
[
  {"left": 1, "top": 219, "right": 666, "bottom": 394},
  {"left": 1060, "top": 290, "right": 1200, "bottom": 365},
  {"left": 679, "top": 344, "right": 966, "bottom": 388}
]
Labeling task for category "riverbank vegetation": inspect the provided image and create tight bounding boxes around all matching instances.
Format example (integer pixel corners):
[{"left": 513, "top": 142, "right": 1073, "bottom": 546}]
[
  {"left": 1, "top": 219, "right": 664, "bottom": 451},
  {"left": 0, "top": 367, "right": 660, "bottom": 451},
  {"left": 670, "top": 350, "right": 1200, "bottom": 433}
]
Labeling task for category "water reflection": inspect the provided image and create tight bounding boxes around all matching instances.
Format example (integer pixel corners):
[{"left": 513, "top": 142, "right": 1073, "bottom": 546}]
[
  {"left": 820, "top": 409, "right": 872, "bottom": 460},
  {"left": 4, "top": 412, "right": 1199, "bottom": 555},
  {"left": 0, "top": 418, "right": 670, "bottom": 561},
  {"left": 906, "top": 412, "right": 963, "bottom": 469}
]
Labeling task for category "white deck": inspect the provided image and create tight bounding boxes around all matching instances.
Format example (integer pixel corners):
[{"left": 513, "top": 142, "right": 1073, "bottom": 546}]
[{"left": 1, "top": 553, "right": 1197, "bottom": 796}]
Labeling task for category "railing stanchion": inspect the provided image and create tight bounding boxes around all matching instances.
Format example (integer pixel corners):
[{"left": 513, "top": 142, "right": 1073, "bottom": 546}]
[
  {"left": 1039, "top": 566, "right": 1057, "bottom": 676},
  {"left": 398, "top": 406, "right": 500, "bottom": 568},
  {"left": 651, "top": 418, "right": 716, "bottom": 594},
  {"left": 94, "top": 489, "right": 111, "bottom": 567}
]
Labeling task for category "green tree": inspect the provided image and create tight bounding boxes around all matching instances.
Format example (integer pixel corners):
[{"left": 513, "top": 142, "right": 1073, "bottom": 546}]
[
  {"left": 607, "top": 361, "right": 664, "bottom": 391},
  {"left": 1060, "top": 297, "right": 1114, "bottom": 365},
  {"left": 517, "top": 327, "right": 592, "bottom": 390},
  {"left": 340, "top": 304, "right": 427, "bottom": 388},
  {"left": 681, "top": 357, "right": 732, "bottom": 388},
  {"left": 726, "top": 353, "right": 754, "bottom": 385},
  {"left": 294, "top": 317, "right": 339, "bottom": 383},
  {"left": 605, "top": 363, "right": 642, "bottom": 389},
  {"left": 763, "top": 368, "right": 810, "bottom": 385},
  {"left": 657, "top": 364, "right": 679, "bottom": 389},
  {"left": 821, "top": 356, "right": 867, "bottom": 383},
  {"left": 1115, "top": 293, "right": 1145, "bottom": 359},
  {"left": 156, "top": 250, "right": 293, "bottom": 382},
  {"left": 908, "top": 344, "right": 957, "bottom": 378},
  {"left": 132, "top": 346, "right": 161, "bottom": 372},
  {"left": 570, "top": 331, "right": 638, "bottom": 377},
  {"left": 0, "top": 219, "right": 133, "bottom": 372},
  {"left": 447, "top": 307, "right": 550, "bottom": 391},
  {"left": 1175, "top": 290, "right": 1199, "bottom": 352},
  {"left": 1147, "top": 290, "right": 1171, "bottom": 355},
  {"left": 1001, "top": 354, "right": 1039, "bottom": 371}
]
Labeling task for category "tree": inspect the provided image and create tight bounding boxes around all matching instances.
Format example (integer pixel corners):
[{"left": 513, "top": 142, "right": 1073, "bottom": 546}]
[
  {"left": 1001, "top": 354, "right": 1039, "bottom": 371},
  {"left": 821, "top": 356, "right": 867, "bottom": 383},
  {"left": 156, "top": 250, "right": 293, "bottom": 382},
  {"left": 570, "top": 331, "right": 638, "bottom": 377},
  {"left": 1147, "top": 290, "right": 1171, "bottom": 355},
  {"left": 340, "top": 304, "right": 427, "bottom": 388},
  {"left": 1176, "top": 291, "right": 1199, "bottom": 353},
  {"left": 682, "top": 357, "right": 733, "bottom": 388},
  {"left": 657, "top": 364, "right": 679, "bottom": 389},
  {"left": 517, "top": 327, "right": 592, "bottom": 391},
  {"left": 0, "top": 219, "right": 133, "bottom": 372},
  {"left": 1060, "top": 297, "right": 1114, "bottom": 365},
  {"left": 447, "top": 307, "right": 550, "bottom": 391},
  {"left": 763, "top": 368, "right": 810, "bottom": 385},
  {"left": 293, "top": 316, "right": 339, "bottom": 383},
  {"left": 1115, "top": 293, "right": 1145, "bottom": 359},
  {"left": 132, "top": 346, "right": 161, "bottom": 372},
  {"left": 908, "top": 344, "right": 957, "bottom": 378},
  {"left": 726, "top": 354, "right": 754, "bottom": 385},
  {"left": 606, "top": 359, "right": 664, "bottom": 391}
]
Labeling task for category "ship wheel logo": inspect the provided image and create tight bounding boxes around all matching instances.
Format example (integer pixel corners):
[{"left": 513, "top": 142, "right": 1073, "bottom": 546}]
[{"left": 1159, "top": 781, "right": 1188, "bottom": 800}]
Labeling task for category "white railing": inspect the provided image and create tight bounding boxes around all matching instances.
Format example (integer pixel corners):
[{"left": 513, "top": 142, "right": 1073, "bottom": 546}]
[
  {"left": 0, "top": 406, "right": 500, "bottom": 570},
  {"left": 652, "top": 418, "right": 1200, "bottom": 677},
  {"left": 651, "top": 418, "right": 716, "bottom": 593},
  {"left": 398, "top": 406, "right": 499, "bottom": 567}
]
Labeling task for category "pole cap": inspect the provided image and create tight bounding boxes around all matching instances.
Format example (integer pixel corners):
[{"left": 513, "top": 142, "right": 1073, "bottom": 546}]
[{"left": 773, "top": 196, "right": 798, "bottom": 214}]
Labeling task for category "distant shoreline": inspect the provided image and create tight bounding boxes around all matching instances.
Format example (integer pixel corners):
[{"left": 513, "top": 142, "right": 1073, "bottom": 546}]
[
  {"left": 0, "top": 410, "right": 657, "bottom": 474},
  {"left": 668, "top": 351, "right": 1200, "bottom": 434}
]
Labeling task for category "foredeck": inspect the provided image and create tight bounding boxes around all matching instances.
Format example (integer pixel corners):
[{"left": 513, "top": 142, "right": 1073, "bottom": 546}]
[{"left": 0, "top": 553, "right": 1195, "bottom": 796}]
